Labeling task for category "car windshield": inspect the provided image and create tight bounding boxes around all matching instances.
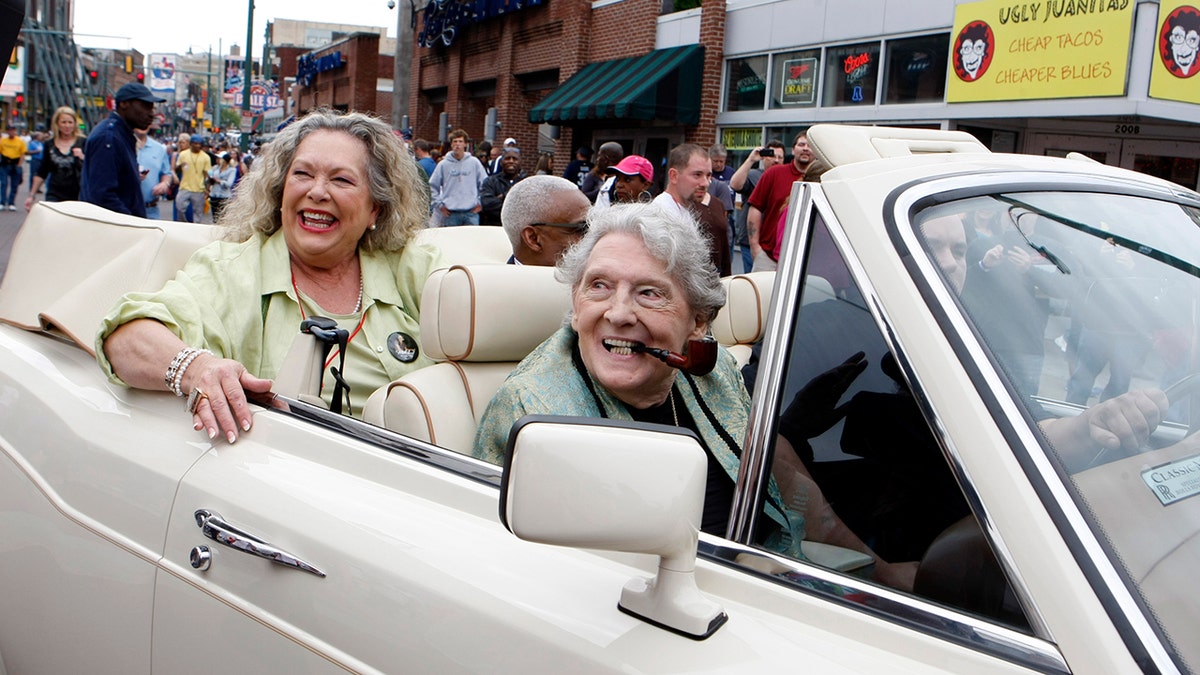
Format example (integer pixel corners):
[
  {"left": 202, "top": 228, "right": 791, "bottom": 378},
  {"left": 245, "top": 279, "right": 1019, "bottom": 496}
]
[{"left": 915, "top": 190, "right": 1200, "bottom": 671}]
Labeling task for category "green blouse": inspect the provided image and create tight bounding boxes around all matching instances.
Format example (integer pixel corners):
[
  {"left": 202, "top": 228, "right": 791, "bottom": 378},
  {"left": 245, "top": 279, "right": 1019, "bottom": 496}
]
[
  {"left": 473, "top": 325, "right": 808, "bottom": 559},
  {"left": 96, "top": 229, "right": 446, "bottom": 417}
]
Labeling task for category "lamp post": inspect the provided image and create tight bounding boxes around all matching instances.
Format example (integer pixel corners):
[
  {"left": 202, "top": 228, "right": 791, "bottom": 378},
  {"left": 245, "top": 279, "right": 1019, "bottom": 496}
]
[
  {"left": 241, "top": 0, "right": 254, "bottom": 151},
  {"left": 392, "top": 0, "right": 414, "bottom": 131}
]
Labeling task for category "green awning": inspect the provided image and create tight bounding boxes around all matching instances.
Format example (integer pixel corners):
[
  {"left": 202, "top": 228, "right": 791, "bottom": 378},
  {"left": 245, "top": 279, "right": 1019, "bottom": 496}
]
[{"left": 528, "top": 45, "right": 705, "bottom": 125}]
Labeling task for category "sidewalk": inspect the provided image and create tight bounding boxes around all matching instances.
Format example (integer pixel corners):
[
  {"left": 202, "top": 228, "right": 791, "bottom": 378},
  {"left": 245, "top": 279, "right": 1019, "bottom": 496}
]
[{"left": 0, "top": 176, "right": 33, "bottom": 284}]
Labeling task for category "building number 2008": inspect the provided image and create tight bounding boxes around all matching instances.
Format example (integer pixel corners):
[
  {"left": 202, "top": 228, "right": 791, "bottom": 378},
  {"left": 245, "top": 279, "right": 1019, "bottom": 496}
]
[{"left": 1114, "top": 124, "right": 1141, "bottom": 135}]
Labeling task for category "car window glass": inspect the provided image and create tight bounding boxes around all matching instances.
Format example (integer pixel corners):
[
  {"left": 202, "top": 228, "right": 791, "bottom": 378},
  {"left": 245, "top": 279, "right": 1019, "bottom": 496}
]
[
  {"left": 748, "top": 210, "right": 1030, "bottom": 630},
  {"left": 913, "top": 193, "right": 1200, "bottom": 669}
]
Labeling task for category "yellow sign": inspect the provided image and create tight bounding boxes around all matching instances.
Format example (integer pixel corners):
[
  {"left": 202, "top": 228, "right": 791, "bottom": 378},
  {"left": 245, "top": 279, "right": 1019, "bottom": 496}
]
[
  {"left": 721, "top": 127, "right": 761, "bottom": 150},
  {"left": 1149, "top": 1, "right": 1200, "bottom": 104},
  {"left": 947, "top": 0, "right": 1135, "bottom": 103}
]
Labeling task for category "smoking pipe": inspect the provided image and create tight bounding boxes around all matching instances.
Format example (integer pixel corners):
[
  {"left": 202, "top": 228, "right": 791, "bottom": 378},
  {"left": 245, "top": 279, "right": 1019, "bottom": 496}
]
[{"left": 631, "top": 337, "right": 718, "bottom": 376}]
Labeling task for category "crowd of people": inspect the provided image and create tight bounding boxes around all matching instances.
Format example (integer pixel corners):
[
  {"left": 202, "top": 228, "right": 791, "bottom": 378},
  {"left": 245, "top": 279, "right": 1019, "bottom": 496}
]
[{"left": 8, "top": 83, "right": 262, "bottom": 222}]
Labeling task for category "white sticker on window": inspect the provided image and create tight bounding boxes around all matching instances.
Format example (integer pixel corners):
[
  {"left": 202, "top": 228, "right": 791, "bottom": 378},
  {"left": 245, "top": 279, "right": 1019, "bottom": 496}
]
[{"left": 1141, "top": 455, "right": 1200, "bottom": 506}]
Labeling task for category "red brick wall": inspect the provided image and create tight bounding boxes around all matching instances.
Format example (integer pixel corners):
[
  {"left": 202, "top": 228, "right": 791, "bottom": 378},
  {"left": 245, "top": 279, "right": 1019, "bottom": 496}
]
[
  {"left": 590, "top": 0, "right": 657, "bottom": 62},
  {"left": 291, "top": 33, "right": 381, "bottom": 117},
  {"left": 689, "top": 0, "right": 725, "bottom": 145},
  {"left": 409, "top": 0, "right": 726, "bottom": 165},
  {"left": 411, "top": 0, "right": 595, "bottom": 165}
]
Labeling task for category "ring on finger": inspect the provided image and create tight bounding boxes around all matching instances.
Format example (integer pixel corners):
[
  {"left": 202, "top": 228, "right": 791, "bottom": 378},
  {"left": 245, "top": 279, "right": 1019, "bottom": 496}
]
[{"left": 187, "top": 387, "right": 209, "bottom": 414}]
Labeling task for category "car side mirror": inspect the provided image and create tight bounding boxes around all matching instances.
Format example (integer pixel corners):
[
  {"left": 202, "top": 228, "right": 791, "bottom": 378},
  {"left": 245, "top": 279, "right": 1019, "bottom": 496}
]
[{"left": 499, "top": 415, "right": 727, "bottom": 640}]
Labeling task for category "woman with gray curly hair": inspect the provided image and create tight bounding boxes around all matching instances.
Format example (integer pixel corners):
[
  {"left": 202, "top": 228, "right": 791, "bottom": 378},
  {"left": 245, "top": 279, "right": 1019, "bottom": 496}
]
[
  {"left": 97, "top": 109, "right": 445, "bottom": 441},
  {"left": 474, "top": 203, "right": 800, "bottom": 555}
]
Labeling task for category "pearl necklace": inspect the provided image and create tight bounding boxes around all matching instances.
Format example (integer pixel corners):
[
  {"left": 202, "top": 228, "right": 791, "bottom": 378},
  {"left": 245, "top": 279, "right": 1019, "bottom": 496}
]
[
  {"left": 352, "top": 276, "right": 364, "bottom": 314},
  {"left": 291, "top": 269, "right": 364, "bottom": 316}
]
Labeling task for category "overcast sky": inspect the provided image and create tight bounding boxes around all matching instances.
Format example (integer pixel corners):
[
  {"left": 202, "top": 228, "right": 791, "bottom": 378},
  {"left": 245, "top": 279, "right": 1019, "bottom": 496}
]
[{"left": 72, "top": 0, "right": 401, "bottom": 57}]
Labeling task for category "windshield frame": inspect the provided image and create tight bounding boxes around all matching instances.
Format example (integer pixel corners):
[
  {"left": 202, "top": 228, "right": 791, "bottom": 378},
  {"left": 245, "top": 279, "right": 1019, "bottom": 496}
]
[{"left": 887, "top": 169, "right": 1198, "bottom": 674}]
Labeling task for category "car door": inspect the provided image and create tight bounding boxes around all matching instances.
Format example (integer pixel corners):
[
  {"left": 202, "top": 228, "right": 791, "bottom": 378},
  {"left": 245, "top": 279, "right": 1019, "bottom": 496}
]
[
  {"left": 0, "top": 327, "right": 209, "bottom": 674},
  {"left": 714, "top": 180, "right": 1147, "bottom": 673}
]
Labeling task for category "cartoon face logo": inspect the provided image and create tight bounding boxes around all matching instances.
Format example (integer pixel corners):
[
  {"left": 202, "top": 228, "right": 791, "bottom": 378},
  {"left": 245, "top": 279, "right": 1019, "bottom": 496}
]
[
  {"left": 953, "top": 21, "right": 994, "bottom": 82},
  {"left": 1160, "top": 6, "right": 1200, "bottom": 77}
]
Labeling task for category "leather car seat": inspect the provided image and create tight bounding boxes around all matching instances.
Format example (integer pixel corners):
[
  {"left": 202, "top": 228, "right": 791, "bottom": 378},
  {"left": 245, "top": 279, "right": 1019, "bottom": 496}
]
[
  {"left": 362, "top": 264, "right": 570, "bottom": 454},
  {"left": 711, "top": 272, "right": 776, "bottom": 369},
  {"left": 711, "top": 272, "right": 837, "bottom": 368}
]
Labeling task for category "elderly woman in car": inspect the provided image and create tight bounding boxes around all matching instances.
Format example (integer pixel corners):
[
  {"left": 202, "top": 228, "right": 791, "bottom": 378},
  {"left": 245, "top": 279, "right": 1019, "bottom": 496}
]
[
  {"left": 97, "top": 109, "right": 444, "bottom": 443},
  {"left": 473, "top": 202, "right": 916, "bottom": 589}
]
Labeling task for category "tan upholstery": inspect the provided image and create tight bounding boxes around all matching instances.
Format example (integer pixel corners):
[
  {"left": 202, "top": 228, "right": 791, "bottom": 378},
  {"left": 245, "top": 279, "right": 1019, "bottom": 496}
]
[
  {"left": 362, "top": 264, "right": 571, "bottom": 453},
  {"left": 0, "top": 201, "right": 220, "bottom": 355},
  {"left": 712, "top": 272, "right": 776, "bottom": 368},
  {"left": 412, "top": 225, "right": 512, "bottom": 266}
]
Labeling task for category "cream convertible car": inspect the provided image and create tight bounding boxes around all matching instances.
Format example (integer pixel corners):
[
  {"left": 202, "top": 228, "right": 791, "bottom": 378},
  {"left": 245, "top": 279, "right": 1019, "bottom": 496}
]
[{"left": 2, "top": 125, "right": 1199, "bottom": 674}]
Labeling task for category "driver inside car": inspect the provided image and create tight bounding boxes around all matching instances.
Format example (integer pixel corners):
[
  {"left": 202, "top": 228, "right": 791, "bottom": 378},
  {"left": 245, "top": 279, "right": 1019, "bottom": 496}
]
[{"left": 918, "top": 210, "right": 1170, "bottom": 474}]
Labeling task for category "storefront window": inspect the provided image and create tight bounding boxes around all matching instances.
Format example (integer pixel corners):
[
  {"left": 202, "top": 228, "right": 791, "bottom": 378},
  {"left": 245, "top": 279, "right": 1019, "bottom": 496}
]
[
  {"left": 823, "top": 42, "right": 880, "bottom": 107},
  {"left": 766, "top": 126, "right": 807, "bottom": 155},
  {"left": 770, "top": 48, "right": 821, "bottom": 109},
  {"left": 725, "top": 56, "right": 768, "bottom": 112},
  {"left": 883, "top": 34, "right": 949, "bottom": 104}
]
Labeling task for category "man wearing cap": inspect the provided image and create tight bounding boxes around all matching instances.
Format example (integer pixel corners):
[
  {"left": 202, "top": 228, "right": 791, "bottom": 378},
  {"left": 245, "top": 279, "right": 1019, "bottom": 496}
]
[
  {"left": 489, "top": 137, "right": 519, "bottom": 175},
  {"left": 479, "top": 147, "right": 527, "bottom": 225},
  {"left": 79, "top": 82, "right": 164, "bottom": 218},
  {"left": 592, "top": 155, "right": 653, "bottom": 212},
  {"left": 500, "top": 175, "right": 591, "bottom": 266},
  {"left": 174, "top": 133, "right": 212, "bottom": 223}
]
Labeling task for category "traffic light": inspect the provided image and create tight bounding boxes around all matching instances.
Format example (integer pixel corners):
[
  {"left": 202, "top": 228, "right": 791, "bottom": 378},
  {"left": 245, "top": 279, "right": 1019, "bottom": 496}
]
[
  {"left": 124, "top": 55, "right": 133, "bottom": 73},
  {"left": 136, "top": 72, "right": 145, "bottom": 84},
  {"left": 88, "top": 69, "right": 98, "bottom": 83},
  {"left": 14, "top": 94, "right": 22, "bottom": 105}
]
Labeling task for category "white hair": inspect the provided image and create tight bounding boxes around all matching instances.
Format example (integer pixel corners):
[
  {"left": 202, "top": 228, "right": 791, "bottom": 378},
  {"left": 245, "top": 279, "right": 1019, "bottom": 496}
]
[{"left": 500, "top": 175, "right": 588, "bottom": 248}]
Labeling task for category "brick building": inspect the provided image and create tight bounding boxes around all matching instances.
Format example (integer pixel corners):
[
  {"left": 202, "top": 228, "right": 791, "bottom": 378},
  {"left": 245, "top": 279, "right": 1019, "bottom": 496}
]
[
  {"left": 287, "top": 32, "right": 396, "bottom": 123},
  {"left": 409, "top": 0, "right": 727, "bottom": 181}
]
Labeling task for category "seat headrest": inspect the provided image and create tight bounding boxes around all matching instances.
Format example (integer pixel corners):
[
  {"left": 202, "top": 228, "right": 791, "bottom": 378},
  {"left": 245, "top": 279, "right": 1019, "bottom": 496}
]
[
  {"left": 412, "top": 226, "right": 513, "bottom": 266},
  {"left": 711, "top": 272, "right": 776, "bottom": 346},
  {"left": 421, "top": 264, "right": 571, "bottom": 362}
]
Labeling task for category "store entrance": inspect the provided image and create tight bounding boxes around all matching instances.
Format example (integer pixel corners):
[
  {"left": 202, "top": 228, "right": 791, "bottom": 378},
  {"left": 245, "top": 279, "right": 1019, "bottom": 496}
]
[
  {"left": 1028, "top": 133, "right": 1200, "bottom": 191},
  {"left": 1121, "top": 138, "right": 1200, "bottom": 192}
]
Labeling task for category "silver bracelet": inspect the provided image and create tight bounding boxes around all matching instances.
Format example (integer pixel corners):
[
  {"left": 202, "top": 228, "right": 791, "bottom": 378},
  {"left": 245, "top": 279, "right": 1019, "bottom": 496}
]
[
  {"left": 166, "top": 347, "right": 212, "bottom": 397},
  {"left": 164, "top": 347, "right": 195, "bottom": 392}
]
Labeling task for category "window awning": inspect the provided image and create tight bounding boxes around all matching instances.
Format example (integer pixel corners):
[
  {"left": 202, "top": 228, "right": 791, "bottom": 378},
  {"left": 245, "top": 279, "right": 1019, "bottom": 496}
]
[{"left": 528, "top": 45, "right": 705, "bottom": 125}]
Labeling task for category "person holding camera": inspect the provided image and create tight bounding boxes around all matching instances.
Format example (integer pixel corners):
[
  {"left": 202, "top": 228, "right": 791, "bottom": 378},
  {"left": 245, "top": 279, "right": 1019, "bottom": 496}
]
[{"left": 730, "top": 140, "right": 784, "bottom": 274}]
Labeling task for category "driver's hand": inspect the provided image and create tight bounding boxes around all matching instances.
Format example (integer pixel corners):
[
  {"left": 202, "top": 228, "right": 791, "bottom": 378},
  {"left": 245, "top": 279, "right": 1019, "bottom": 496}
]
[
  {"left": 874, "top": 560, "right": 918, "bottom": 593},
  {"left": 778, "top": 351, "right": 868, "bottom": 445},
  {"left": 1082, "top": 388, "right": 1168, "bottom": 453}
]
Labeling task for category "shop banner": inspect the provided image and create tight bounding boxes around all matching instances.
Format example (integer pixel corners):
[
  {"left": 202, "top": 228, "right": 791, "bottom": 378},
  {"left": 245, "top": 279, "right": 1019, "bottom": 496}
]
[
  {"left": 1149, "top": 1, "right": 1200, "bottom": 104},
  {"left": 947, "top": 0, "right": 1135, "bottom": 103},
  {"left": 149, "top": 54, "right": 176, "bottom": 93}
]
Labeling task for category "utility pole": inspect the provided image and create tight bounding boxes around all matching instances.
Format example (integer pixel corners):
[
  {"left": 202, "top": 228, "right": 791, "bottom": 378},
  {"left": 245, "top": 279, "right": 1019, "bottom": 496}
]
[
  {"left": 215, "top": 39, "right": 222, "bottom": 135},
  {"left": 392, "top": 0, "right": 413, "bottom": 131},
  {"left": 206, "top": 46, "right": 212, "bottom": 133},
  {"left": 241, "top": 0, "right": 254, "bottom": 151}
]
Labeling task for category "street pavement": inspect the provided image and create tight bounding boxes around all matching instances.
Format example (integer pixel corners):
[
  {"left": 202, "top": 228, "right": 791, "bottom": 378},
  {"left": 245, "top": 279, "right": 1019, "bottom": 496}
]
[{"left": 0, "top": 178, "right": 33, "bottom": 284}]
